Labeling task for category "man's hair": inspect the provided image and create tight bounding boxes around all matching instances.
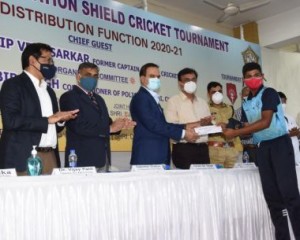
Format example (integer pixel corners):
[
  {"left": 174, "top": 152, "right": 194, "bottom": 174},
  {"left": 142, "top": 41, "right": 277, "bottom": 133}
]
[
  {"left": 242, "top": 62, "right": 262, "bottom": 77},
  {"left": 278, "top": 91, "right": 287, "bottom": 100},
  {"left": 139, "top": 63, "right": 159, "bottom": 77},
  {"left": 78, "top": 62, "right": 99, "bottom": 72},
  {"left": 177, "top": 68, "right": 198, "bottom": 81},
  {"left": 207, "top": 81, "right": 222, "bottom": 92},
  {"left": 21, "top": 43, "right": 53, "bottom": 70}
]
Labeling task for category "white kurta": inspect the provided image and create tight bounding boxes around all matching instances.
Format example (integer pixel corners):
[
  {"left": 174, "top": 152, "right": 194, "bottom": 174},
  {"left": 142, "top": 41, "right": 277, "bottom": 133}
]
[{"left": 285, "top": 114, "right": 300, "bottom": 165}]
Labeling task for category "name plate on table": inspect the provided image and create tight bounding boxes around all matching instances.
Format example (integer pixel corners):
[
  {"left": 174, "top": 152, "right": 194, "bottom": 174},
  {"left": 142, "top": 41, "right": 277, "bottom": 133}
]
[
  {"left": 234, "top": 163, "right": 257, "bottom": 169},
  {"left": 195, "top": 125, "right": 222, "bottom": 135},
  {"left": 52, "top": 167, "right": 97, "bottom": 175},
  {"left": 0, "top": 168, "right": 17, "bottom": 177},
  {"left": 190, "top": 164, "right": 224, "bottom": 170},
  {"left": 131, "top": 164, "right": 166, "bottom": 172}
]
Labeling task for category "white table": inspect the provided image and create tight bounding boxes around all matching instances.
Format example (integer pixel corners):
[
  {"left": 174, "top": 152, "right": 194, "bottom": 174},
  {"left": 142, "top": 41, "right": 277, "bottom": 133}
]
[{"left": 1, "top": 167, "right": 298, "bottom": 240}]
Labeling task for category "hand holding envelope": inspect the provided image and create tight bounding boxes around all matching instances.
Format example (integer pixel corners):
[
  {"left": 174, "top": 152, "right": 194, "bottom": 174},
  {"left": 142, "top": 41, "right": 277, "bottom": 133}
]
[
  {"left": 193, "top": 115, "right": 222, "bottom": 136},
  {"left": 194, "top": 125, "right": 222, "bottom": 135},
  {"left": 199, "top": 115, "right": 214, "bottom": 126},
  {"left": 185, "top": 116, "right": 215, "bottom": 130},
  {"left": 185, "top": 115, "right": 224, "bottom": 137}
]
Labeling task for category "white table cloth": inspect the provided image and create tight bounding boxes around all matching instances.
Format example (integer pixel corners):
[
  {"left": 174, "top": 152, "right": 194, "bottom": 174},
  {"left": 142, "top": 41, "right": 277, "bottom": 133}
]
[{"left": 1, "top": 167, "right": 299, "bottom": 240}]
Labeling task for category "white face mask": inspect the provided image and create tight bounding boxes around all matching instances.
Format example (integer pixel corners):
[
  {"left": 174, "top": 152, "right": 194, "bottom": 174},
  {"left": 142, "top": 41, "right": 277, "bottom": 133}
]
[
  {"left": 281, "top": 103, "right": 286, "bottom": 113},
  {"left": 243, "top": 96, "right": 248, "bottom": 101},
  {"left": 212, "top": 92, "right": 223, "bottom": 104},
  {"left": 147, "top": 77, "right": 160, "bottom": 91},
  {"left": 183, "top": 81, "right": 197, "bottom": 94}
]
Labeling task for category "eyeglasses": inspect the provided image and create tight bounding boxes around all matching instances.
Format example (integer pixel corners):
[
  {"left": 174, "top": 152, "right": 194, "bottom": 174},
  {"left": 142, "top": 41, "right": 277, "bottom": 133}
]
[{"left": 39, "top": 56, "right": 54, "bottom": 65}]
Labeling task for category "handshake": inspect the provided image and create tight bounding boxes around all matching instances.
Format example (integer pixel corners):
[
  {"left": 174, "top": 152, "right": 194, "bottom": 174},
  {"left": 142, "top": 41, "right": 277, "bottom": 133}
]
[{"left": 183, "top": 116, "right": 213, "bottom": 143}]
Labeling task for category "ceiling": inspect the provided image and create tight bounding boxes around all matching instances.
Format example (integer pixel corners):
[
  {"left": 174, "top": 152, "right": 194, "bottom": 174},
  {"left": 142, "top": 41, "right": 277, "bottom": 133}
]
[
  {"left": 118, "top": 0, "right": 300, "bottom": 52},
  {"left": 149, "top": 0, "right": 300, "bottom": 27}
]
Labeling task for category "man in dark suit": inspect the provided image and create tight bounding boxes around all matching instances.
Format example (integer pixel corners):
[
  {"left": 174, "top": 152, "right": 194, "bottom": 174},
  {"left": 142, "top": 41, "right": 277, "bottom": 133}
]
[
  {"left": 60, "top": 62, "right": 134, "bottom": 172},
  {"left": 130, "top": 63, "right": 199, "bottom": 166},
  {"left": 0, "top": 43, "right": 79, "bottom": 175}
]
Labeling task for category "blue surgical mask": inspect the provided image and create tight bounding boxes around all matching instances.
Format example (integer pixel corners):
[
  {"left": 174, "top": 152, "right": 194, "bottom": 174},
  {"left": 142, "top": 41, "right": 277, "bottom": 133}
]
[
  {"left": 281, "top": 103, "right": 286, "bottom": 114},
  {"left": 40, "top": 63, "right": 57, "bottom": 79},
  {"left": 147, "top": 77, "right": 160, "bottom": 91},
  {"left": 80, "top": 77, "right": 98, "bottom": 92}
]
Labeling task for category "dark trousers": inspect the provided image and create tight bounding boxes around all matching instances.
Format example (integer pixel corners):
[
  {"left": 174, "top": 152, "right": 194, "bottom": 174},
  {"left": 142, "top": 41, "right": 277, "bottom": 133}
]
[
  {"left": 172, "top": 142, "right": 210, "bottom": 169},
  {"left": 257, "top": 134, "right": 300, "bottom": 240}
]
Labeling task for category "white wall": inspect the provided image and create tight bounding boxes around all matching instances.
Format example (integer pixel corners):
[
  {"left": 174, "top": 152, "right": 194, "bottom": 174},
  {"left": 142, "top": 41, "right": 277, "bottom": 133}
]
[
  {"left": 257, "top": 6, "right": 300, "bottom": 121},
  {"left": 261, "top": 48, "right": 300, "bottom": 119},
  {"left": 258, "top": 6, "right": 300, "bottom": 48}
]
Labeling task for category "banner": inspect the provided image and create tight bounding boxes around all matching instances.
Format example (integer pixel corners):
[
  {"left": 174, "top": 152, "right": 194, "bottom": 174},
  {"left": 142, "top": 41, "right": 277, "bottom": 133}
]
[{"left": 0, "top": 0, "right": 261, "bottom": 151}]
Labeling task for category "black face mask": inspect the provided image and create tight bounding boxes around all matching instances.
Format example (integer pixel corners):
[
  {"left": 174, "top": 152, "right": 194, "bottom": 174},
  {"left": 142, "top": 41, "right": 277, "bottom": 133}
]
[{"left": 39, "top": 63, "right": 57, "bottom": 79}]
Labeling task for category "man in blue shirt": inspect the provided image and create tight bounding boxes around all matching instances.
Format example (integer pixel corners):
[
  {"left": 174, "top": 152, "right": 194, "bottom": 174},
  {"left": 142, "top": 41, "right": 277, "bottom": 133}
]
[{"left": 223, "top": 62, "right": 300, "bottom": 240}]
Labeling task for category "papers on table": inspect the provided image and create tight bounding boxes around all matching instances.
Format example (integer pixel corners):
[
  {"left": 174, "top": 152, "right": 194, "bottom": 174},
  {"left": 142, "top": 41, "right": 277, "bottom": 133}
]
[
  {"left": 234, "top": 163, "right": 257, "bottom": 169},
  {"left": 194, "top": 125, "right": 222, "bottom": 135},
  {"left": 131, "top": 164, "right": 167, "bottom": 172},
  {"left": 190, "top": 164, "right": 224, "bottom": 170},
  {"left": 0, "top": 169, "right": 17, "bottom": 177},
  {"left": 52, "top": 167, "right": 97, "bottom": 175}
]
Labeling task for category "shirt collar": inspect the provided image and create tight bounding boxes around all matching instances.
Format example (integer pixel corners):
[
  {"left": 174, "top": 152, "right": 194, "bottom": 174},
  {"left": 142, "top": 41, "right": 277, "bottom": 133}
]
[
  {"left": 209, "top": 101, "right": 227, "bottom": 108},
  {"left": 248, "top": 85, "right": 264, "bottom": 100},
  {"left": 24, "top": 70, "right": 47, "bottom": 89},
  {"left": 143, "top": 86, "right": 159, "bottom": 104},
  {"left": 76, "top": 84, "right": 90, "bottom": 95}
]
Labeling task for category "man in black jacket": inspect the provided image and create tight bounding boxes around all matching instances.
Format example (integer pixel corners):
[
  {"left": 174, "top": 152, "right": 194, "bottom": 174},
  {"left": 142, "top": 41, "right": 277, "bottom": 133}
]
[
  {"left": 60, "top": 62, "right": 134, "bottom": 172},
  {"left": 0, "top": 43, "right": 78, "bottom": 175}
]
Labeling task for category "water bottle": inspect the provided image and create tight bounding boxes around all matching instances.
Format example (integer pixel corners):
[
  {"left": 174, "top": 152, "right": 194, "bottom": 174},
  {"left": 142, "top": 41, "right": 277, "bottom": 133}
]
[
  {"left": 68, "top": 149, "right": 78, "bottom": 168},
  {"left": 164, "top": 164, "right": 171, "bottom": 170},
  {"left": 27, "top": 145, "right": 42, "bottom": 176},
  {"left": 243, "top": 151, "right": 250, "bottom": 163}
]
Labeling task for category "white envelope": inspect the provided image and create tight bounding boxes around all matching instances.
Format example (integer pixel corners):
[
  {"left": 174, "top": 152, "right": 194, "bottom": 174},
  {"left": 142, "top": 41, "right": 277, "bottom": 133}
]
[{"left": 195, "top": 125, "right": 222, "bottom": 135}]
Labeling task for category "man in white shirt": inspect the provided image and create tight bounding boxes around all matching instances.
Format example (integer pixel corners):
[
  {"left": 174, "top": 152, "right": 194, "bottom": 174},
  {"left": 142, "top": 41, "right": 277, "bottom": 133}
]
[
  {"left": 0, "top": 43, "right": 79, "bottom": 175},
  {"left": 165, "top": 68, "right": 212, "bottom": 169},
  {"left": 278, "top": 91, "right": 300, "bottom": 165}
]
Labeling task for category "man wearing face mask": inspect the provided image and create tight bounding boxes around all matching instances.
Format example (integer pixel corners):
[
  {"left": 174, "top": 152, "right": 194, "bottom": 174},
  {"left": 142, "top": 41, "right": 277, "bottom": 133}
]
[
  {"left": 0, "top": 43, "right": 79, "bottom": 175},
  {"left": 278, "top": 91, "right": 300, "bottom": 165},
  {"left": 60, "top": 62, "right": 134, "bottom": 172},
  {"left": 165, "top": 68, "right": 212, "bottom": 169},
  {"left": 223, "top": 62, "right": 300, "bottom": 240},
  {"left": 130, "top": 63, "right": 199, "bottom": 166},
  {"left": 207, "top": 82, "right": 242, "bottom": 168}
]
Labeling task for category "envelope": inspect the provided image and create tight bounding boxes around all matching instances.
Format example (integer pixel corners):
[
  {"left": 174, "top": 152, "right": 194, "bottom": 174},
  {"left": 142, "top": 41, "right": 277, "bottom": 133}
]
[{"left": 194, "top": 125, "right": 222, "bottom": 135}]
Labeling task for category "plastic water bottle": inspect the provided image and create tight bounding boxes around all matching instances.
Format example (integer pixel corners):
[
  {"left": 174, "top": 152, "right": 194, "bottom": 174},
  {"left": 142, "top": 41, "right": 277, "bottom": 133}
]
[
  {"left": 243, "top": 151, "right": 250, "bottom": 163},
  {"left": 164, "top": 164, "right": 171, "bottom": 170},
  {"left": 27, "top": 145, "right": 42, "bottom": 176},
  {"left": 68, "top": 149, "right": 78, "bottom": 168},
  {"left": 215, "top": 164, "right": 224, "bottom": 169}
]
